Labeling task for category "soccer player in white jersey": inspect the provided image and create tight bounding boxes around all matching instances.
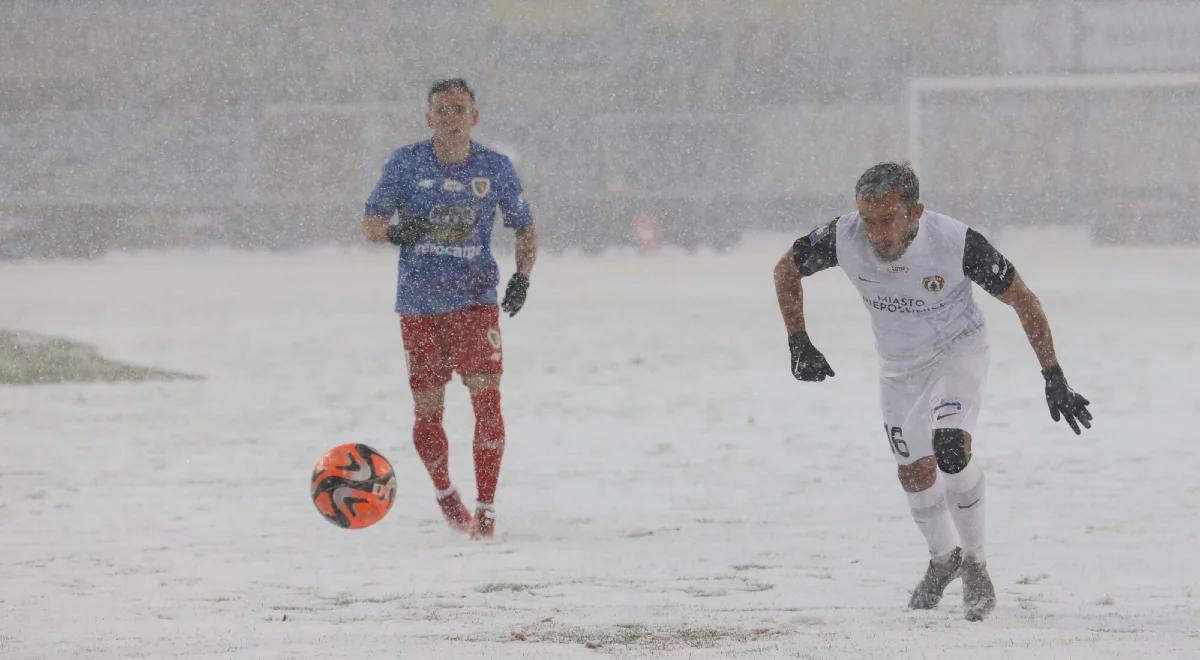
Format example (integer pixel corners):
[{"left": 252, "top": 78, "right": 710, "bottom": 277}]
[{"left": 773, "top": 162, "right": 1092, "bottom": 621}]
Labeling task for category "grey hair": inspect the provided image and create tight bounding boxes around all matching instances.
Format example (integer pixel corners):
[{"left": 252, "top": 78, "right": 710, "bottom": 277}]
[{"left": 855, "top": 162, "right": 920, "bottom": 206}]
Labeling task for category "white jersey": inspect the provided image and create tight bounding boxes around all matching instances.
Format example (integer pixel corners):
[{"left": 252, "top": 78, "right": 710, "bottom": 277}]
[
  {"left": 835, "top": 210, "right": 984, "bottom": 370},
  {"left": 793, "top": 209, "right": 1017, "bottom": 375}
]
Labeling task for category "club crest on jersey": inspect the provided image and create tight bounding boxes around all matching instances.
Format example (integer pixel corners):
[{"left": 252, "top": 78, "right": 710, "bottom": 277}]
[
  {"left": 471, "top": 177, "right": 491, "bottom": 198},
  {"left": 442, "top": 179, "right": 464, "bottom": 192},
  {"left": 922, "top": 275, "right": 945, "bottom": 293}
]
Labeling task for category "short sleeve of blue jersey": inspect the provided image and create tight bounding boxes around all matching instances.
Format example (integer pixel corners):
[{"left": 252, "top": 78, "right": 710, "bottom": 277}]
[
  {"left": 494, "top": 156, "right": 533, "bottom": 229},
  {"left": 364, "top": 150, "right": 409, "bottom": 219}
]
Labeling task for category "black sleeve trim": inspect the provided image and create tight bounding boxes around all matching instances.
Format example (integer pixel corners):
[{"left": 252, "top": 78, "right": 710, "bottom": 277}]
[
  {"left": 963, "top": 228, "right": 1016, "bottom": 296},
  {"left": 792, "top": 218, "right": 839, "bottom": 276}
]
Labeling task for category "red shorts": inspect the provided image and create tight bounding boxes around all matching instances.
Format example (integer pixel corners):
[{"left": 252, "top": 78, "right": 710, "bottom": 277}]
[{"left": 400, "top": 304, "right": 503, "bottom": 390}]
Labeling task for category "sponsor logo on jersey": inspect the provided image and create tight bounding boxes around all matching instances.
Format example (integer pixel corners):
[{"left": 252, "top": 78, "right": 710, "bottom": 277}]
[
  {"left": 442, "top": 179, "right": 465, "bottom": 192},
  {"left": 413, "top": 243, "right": 482, "bottom": 259},
  {"left": 471, "top": 177, "right": 491, "bottom": 198},
  {"left": 887, "top": 264, "right": 910, "bottom": 274},
  {"left": 418, "top": 179, "right": 435, "bottom": 189},
  {"left": 922, "top": 275, "right": 945, "bottom": 293},
  {"left": 428, "top": 204, "right": 476, "bottom": 243},
  {"left": 863, "top": 294, "right": 948, "bottom": 315}
]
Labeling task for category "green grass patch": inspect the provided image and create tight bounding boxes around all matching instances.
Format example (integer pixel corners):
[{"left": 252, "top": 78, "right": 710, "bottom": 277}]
[
  {"left": 0, "top": 329, "right": 201, "bottom": 385},
  {"left": 511, "top": 622, "right": 761, "bottom": 650}
]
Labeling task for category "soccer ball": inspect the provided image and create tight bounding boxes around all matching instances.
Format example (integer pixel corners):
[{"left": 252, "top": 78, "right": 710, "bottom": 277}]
[{"left": 310, "top": 443, "right": 397, "bottom": 529}]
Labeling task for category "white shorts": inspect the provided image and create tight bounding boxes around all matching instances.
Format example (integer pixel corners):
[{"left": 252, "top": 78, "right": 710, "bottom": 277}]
[{"left": 878, "top": 334, "right": 989, "bottom": 466}]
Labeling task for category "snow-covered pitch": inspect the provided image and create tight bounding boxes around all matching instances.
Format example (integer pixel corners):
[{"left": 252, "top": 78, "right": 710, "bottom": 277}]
[{"left": 2, "top": 230, "right": 1197, "bottom": 659}]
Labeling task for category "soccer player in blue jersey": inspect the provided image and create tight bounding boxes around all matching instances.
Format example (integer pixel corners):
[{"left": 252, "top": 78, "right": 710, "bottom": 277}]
[{"left": 362, "top": 78, "right": 537, "bottom": 540}]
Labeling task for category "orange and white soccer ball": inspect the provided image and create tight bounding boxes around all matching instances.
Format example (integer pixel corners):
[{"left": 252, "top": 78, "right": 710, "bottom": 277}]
[{"left": 310, "top": 443, "right": 397, "bottom": 529}]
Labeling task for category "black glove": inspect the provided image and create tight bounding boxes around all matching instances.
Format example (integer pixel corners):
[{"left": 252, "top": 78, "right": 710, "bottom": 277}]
[
  {"left": 500, "top": 273, "right": 529, "bottom": 317},
  {"left": 386, "top": 219, "right": 429, "bottom": 246},
  {"left": 788, "top": 331, "right": 835, "bottom": 381},
  {"left": 1042, "top": 364, "right": 1092, "bottom": 435}
]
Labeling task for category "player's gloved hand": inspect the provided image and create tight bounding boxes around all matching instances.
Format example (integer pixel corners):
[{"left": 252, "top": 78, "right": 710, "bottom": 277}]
[
  {"left": 1042, "top": 364, "right": 1092, "bottom": 435},
  {"left": 386, "top": 218, "right": 430, "bottom": 246},
  {"left": 789, "top": 331, "right": 835, "bottom": 381},
  {"left": 500, "top": 273, "right": 529, "bottom": 317}
]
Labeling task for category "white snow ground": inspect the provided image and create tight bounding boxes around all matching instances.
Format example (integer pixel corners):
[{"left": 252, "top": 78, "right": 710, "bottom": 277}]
[{"left": 2, "top": 230, "right": 1198, "bottom": 659}]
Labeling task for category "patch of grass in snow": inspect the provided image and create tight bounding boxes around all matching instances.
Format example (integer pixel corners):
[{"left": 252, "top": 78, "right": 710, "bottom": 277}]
[
  {"left": 476, "top": 583, "right": 534, "bottom": 593},
  {"left": 0, "top": 329, "right": 200, "bottom": 384},
  {"left": 508, "top": 622, "right": 777, "bottom": 650}
]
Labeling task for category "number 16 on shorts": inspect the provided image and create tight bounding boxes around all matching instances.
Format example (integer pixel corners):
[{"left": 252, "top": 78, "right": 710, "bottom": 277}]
[{"left": 884, "top": 424, "right": 910, "bottom": 458}]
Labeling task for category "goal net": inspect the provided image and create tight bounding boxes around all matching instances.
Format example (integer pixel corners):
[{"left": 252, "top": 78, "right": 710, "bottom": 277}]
[{"left": 907, "top": 74, "right": 1200, "bottom": 242}]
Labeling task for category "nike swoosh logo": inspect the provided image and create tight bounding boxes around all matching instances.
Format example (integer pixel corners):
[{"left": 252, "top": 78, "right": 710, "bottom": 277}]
[
  {"left": 957, "top": 498, "right": 981, "bottom": 510},
  {"left": 858, "top": 276, "right": 880, "bottom": 283},
  {"left": 935, "top": 412, "right": 959, "bottom": 420}
]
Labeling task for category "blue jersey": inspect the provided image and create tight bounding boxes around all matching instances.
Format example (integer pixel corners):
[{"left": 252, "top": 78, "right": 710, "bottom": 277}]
[{"left": 365, "top": 140, "right": 533, "bottom": 315}]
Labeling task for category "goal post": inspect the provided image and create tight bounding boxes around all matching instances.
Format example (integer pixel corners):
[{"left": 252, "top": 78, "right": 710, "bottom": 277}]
[{"left": 906, "top": 73, "right": 1200, "bottom": 238}]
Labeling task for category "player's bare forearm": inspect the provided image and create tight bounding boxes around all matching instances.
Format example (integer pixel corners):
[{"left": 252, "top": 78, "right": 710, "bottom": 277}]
[
  {"left": 774, "top": 251, "right": 806, "bottom": 334},
  {"left": 998, "top": 274, "right": 1057, "bottom": 369},
  {"left": 514, "top": 225, "right": 538, "bottom": 276},
  {"left": 362, "top": 215, "right": 389, "bottom": 243}
]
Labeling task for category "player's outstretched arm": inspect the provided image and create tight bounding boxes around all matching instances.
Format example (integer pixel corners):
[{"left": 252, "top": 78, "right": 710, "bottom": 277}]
[
  {"left": 774, "top": 251, "right": 834, "bottom": 382},
  {"left": 774, "top": 250, "right": 807, "bottom": 335},
  {"left": 997, "top": 273, "right": 1093, "bottom": 434},
  {"left": 996, "top": 273, "right": 1057, "bottom": 368},
  {"left": 501, "top": 225, "right": 538, "bottom": 317},
  {"left": 514, "top": 224, "right": 537, "bottom": 276}
]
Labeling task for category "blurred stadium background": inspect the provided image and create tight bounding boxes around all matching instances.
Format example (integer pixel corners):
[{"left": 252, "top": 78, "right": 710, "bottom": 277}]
[{"left": 3, "top": 0, "right": 1199, "bottom": 258}]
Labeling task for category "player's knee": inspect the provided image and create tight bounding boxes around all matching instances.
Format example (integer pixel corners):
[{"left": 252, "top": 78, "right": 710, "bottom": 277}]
[
  {"left": 463, "top": 373, "right": 501, "bottom": 391},
  {"left": 933, "top": 428, "right": 971, "bottom": 474},
  {"left": 412, "top": 386, "right": 446, "bottom": 421},
  {"left": 897, "top": 456, "right": 938, "bottom": 492}
]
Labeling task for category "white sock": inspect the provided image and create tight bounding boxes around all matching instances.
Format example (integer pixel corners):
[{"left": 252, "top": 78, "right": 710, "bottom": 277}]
[
  {"left": 942, "top": 458, "right": 986, "bottom": 561},
  {"left": 905, "top": 477, "right": 959, "bottom": 560}
]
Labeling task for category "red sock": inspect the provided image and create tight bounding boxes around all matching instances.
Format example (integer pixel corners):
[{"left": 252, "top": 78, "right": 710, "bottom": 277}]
[
  {"left": 413, "top": 411, "right": 451, "bottom": 491},
  {"left": 470, "top": 388, "right": 505, "bottom": 504}
]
